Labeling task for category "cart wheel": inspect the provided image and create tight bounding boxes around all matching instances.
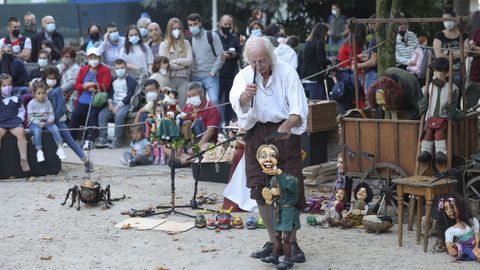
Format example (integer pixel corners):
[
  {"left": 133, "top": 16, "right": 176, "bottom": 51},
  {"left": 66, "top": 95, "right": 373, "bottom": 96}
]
[
  {"left": 465, "top": 176, "right": 480, "bottom": 202},
  {"left": 360, "top": 163, "right": 408, "bottom": 217}
]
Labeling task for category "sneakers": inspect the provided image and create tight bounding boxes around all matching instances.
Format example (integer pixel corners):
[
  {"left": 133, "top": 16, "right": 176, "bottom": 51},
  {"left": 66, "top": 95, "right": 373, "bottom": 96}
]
[
  {"left": 83, "top": 140, "right": 93, "bottom": 150},
  {"left": 251, "top": 241, "right": 273, "bottom": 259},
  {"left": 36, "top": 150, "right": 45, "bottom": 162},
  {"left": 290, "top": 241, "right": 306, "bottom": 263},
  {"left": 56, "top": 147, "right": 66, "bottom": 160},
  {"left": 108, "top": 141, "right": 122, "bottom": 149},
  {"left": 95, "top": 140, "right": 109, "bottom": 148},
  {"left": 84, "top": 161, "right": 94, "bottom": 173}
]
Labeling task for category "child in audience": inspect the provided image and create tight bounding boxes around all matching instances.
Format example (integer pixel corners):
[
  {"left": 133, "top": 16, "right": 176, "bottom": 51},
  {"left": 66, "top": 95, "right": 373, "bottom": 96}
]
[
  {"left": 27, "top": 82, "right": 66, "bottom": 162},
  {"left": 0, "top": 73, "right": 30, "bottom": 171},
  {"left": 149, "top": 56, "right": 170, "bottom": 90},
  {"left": 122, "top": 125, "right": 153, "bottom": 167},
  {"left": 407, "top": 36, "right": 427, "bottom": 76},
  {"left": 134, "top": 79, "right": 163, "bottom": 123}
]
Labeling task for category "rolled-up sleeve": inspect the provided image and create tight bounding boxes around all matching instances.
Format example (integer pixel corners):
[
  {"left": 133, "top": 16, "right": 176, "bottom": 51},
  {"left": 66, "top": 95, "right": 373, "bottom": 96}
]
[
  {"left": 286, "top": 69, "right": 308, "bottom": 135},
  {"left": 229, "top": 68, "right": 257, "bottom": 130}
]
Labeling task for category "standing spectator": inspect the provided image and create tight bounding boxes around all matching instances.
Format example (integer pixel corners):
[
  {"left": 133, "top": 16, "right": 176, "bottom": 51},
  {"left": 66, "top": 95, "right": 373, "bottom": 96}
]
[
  {"left": 119, "top": 25, "right": 154, "bottom": 74},
  {"left": 0, "top": 17, "right": 32, "bottom": 62},
  {"left": 147, "top": 22, "right": 162, "bottom": 57},
  {"left": 80, "top": 24, "right": 103, "bottom": 52},
  {"left": 433, "top": 6, "right": 469, "bottom": 86},
  {"left": 216, "top": 14, "right": 241, "bottom": 124},
  {"left": 30, "top": 15, "right": 64, "bottom": 63},
  {"left": 187, "top": 13, "right": 224, "bottom": 106},
  {"left": 395, "top": 22, "right": 419, "bottom": 69},
  {"left": 465, "top": 10, "right": 480, "bottom": 109},
  {"left": 159, "top": 18, "right": 193, "bottom": 108},
  {"left": 327, "top": 2, "right": 348, "bottom": 57},
  {"left": 21, "top": 12, "right": 37, "bottom": 39},
  {"left": 96, "top": 59, "right": 136, "bottom": 149},
  {"left": 137, "top": 17, "right": 151, "bottom": 44},
  {"left": 246, "top": 9, "right": 263, "bottom": 36},
  {"left": 0, "top": 45, "right": 28, "bottom": 90},
  {"left": 70, "top": 48, "right": 112, "bottom": 149},
  {"left": 301, "top": 23, "right": 329, "bottom": 99},
  {"left": 274, "top": 37, "right": 298, "bottom": 69},
  {"left": 99, "top": 22, "right": 125, "bottom": 67},
  {"left": 248, "top": 20, "right": 265, "bottom": 38},
  {"left": 57, "top": 47, "right": 80, "bottom": 119},
  {"left": 229, "top": 37, "right": 308, "bottom": 263}
]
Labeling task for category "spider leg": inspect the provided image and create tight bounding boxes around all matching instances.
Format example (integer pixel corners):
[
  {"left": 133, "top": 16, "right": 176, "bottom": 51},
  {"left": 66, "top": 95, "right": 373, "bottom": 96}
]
[
  {"left": 69, "top": 185, "right": 78, "bottom": 208},
  {"left": 61, "top": 187, "right": 73, "bottom": 206},
  {"left": 101, "top": 188, "right": 110, "bottom": 209},
  {"left": 105, "top": 185, "right": 113, "bottom": 206},
  {"left": 75, "top": 186, "right": 81, "bottom": 210}
]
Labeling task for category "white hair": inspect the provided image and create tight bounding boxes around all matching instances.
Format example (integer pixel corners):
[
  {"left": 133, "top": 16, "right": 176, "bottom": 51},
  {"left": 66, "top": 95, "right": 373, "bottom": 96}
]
[
  {"left": 137, "top": 17, "right": 151, "bottom": 28},
  {"left": 243, "top": 36, "right": 277, "bottom": 67}
]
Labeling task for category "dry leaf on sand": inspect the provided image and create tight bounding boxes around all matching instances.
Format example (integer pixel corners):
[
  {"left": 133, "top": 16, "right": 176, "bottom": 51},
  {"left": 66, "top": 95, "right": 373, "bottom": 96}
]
[
  {"left": 121, "top": 223, "right": 132, "bottom": 230},
  {"left": 40, "top": 256, "right": 52, "bottom": 260},
  {"left": 46, "top": 194, "right": 55, "bottom": 199}
]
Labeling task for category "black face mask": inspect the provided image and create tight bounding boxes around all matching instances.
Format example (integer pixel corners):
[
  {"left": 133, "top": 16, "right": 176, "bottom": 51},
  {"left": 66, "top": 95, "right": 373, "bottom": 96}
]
[
  {"left": 398, "top": 30, "right": 406, "bottom": 37},
  {"left": 12, "top": 29, "right": 20, "bottom": 38},
  {"left": 221, "top": 26, "right": 231, "bottom": 34},
  {"left": 89, "top": 32, "right": 100, "bottom": 41}
]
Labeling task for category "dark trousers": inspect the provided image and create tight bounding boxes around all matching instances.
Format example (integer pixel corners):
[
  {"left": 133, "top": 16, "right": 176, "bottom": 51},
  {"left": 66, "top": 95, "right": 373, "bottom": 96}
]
[
  {"left": 69, "top": 103, "right": 101, "bottom": 141},
  {"left": 220, "top": 76, "right": 236, "bottom": 124}
]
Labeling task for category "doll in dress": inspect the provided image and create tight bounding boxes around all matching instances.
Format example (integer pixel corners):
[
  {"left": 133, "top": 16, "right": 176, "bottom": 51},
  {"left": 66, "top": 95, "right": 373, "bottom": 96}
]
[
  {"left": 438, "top": 192, "right": 480, "bottom": 262},
  {"left": 257, "top": 144, "right": 300, "bottom": 270},
  {"left": 330, "top": 182, "right": 373, "bottom": 228}
]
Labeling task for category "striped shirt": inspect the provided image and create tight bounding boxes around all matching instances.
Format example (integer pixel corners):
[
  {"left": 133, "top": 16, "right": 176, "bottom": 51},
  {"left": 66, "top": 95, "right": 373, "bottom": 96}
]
[
  {"left": 395, "top": 31, "right": 419, "bottom": 65},
  {"left": 119, "top": 44, "right": 153, "bottom": 74}
]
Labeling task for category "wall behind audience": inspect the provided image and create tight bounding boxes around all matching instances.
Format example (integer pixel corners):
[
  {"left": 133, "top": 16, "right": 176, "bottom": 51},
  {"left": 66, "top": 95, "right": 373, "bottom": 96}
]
[{"left": 0, "top": 3, "right": 168, "bottom": 49}]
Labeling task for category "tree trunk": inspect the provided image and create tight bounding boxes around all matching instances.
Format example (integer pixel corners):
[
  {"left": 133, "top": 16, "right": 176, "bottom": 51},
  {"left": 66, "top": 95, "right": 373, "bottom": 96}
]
[
  {"left": 453, "top": 0, "right": 469, "bottom": 17},
  {"left": 376, "top": 0, "right": 403, "bottom": 75}
]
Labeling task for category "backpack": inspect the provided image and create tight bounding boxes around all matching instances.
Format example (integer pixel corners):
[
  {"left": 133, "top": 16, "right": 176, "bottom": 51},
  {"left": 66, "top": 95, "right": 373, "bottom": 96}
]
[{"left": 188, "top": 30, "right": 217, "bottom": 58}]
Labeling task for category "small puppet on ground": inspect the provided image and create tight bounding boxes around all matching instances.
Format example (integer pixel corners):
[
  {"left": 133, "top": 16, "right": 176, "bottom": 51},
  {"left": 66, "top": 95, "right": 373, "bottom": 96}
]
[
  {"left": 257, "top": 144, "right": 300, "bottom": 270},
  {"left": 330, "top": 182, "right": 373, "bottom": 229},
  {"left": 314, "top": 188, "right": 347, "bottom": 228},
  {"left": 438, "top": 192, "right": 480, "bottom": 262},
  {"left": 417, "top": 57, "right": 460, "bottom": 164}
]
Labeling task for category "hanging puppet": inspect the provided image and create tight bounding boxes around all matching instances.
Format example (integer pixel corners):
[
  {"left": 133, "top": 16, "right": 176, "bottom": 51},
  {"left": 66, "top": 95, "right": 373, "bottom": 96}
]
[
  {"left": 257, "top": 144, "right": 300, "bottom": 270},
  {"left": 437, "top": 192, "right": 480, "bottom": 262},
  {"left": 417, "top": 57, "right": 459, "bottom": 164},
  {"left": 367, "top": 76, "right": 406, "bottom": 119}
]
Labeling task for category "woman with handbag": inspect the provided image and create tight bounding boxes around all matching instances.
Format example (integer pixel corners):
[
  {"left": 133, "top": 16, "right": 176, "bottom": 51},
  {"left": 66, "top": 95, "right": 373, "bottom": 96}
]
[{"left": 69, "top": 47, "right": 112, "bottom": 150}]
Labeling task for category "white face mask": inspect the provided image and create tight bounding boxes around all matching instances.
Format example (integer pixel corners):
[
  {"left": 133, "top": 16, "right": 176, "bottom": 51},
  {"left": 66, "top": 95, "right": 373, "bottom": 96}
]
[
  {"left": 172, "top": 29, "right": 181, "bottom": 39},
  {"left": 159, "top": 68, "right": 168, "bottom": 75},
  {"left": 189, "top": 95, "right": 202, "bottom": 107},
  {"left": 115, "top": 68, "right": 126, "bottom": 78},
  {"left": 38, "top": 58, "right": 48, "bottom": 67},
  {"left": 443, "top": 21, "right": 456, "bottom": 30},
  {"left": 46, "top": 79, "right": 57, "bottom": 87},
  {"left": 146, "top": 91, "right": 158, "bottom": 102},
  {"left": 88, "top": 59, "right": 99, "bottom": 67}
]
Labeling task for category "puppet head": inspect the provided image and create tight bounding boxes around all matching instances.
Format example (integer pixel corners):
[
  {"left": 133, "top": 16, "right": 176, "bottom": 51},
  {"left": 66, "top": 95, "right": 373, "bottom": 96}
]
[
  {"left": 367, "top": 76, "right": 405, "bottom": 111},
  {"left": 353, "top": 182, "right": 374, "bottom": 203},
  {"left": 437, "top": 192, "right": 474, "bottom": 244},
  {"left": 430, "top": 57, "right": 449, "bottom": 86},
  {"left": 335, "top": 188, "right": 346, "bottom": 202},
  {"left": 256, "top": 144, "right": 281, "bottom": 176}
]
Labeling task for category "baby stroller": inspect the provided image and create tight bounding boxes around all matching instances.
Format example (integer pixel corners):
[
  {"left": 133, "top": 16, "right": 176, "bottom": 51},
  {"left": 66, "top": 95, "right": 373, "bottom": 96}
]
[{"left": 330, "top": 68, "right": 364, "bottom": 115}]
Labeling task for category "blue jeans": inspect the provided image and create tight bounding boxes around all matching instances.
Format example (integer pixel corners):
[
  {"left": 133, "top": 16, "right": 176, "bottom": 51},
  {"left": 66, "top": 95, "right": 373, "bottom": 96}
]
[
  {"left": 364, "top": 70, "right": 378, "bottom": 96},
  {"left": 29, "top": 122, "right": 63, "bottom": 150},
  {"left": 192, "top": 76, "right": 220, "bottom": 105},
  {"left": 304, "top": 83, "right": 326, "bottom": 100},
  {"left": 57, "top": 121, "right": 86, "bottom": 161},
  {"left": 98, "top": 104, "right": 131, "bottom": 143}
]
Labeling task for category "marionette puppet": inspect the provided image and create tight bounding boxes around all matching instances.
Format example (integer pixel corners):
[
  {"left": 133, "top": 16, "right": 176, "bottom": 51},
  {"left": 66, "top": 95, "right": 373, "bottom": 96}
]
[
  {"left": 162, "top": 90, "right": 181, "bottom": 114},
  {"left": 329, "top": 182, "right": 373, "bottom": 229},
  {"left": 315, "top": 188, "right": 347, "bottom": 228},
  {"left": 257, "top": 144, "right": 300, "bottom": 270},
  {"left": 438, "top": 193, "right": 480, "bottom": 262},
  {"left": 417, "top": 57, "right": 459, "bottom": 164},
  {"left": 367, "top": 76, "right": 406, "bottom": 120}
]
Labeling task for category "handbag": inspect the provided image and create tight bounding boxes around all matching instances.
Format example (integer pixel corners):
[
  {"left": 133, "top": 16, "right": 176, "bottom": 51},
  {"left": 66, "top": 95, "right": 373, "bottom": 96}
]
[{"left": 92, "top": 83, "right": 108, "bottom": 108}]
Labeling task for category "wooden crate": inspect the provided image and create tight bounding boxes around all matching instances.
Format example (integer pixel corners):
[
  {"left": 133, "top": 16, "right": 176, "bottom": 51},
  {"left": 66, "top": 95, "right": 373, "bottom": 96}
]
[{"left": 306, "top": 101, "right": 337, "bottom": 133}]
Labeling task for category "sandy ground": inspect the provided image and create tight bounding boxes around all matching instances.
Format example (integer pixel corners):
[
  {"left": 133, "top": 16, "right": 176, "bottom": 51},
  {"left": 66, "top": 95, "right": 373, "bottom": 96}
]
[{"left": 1, "top": 146, "right": 479, "bottom": 270}]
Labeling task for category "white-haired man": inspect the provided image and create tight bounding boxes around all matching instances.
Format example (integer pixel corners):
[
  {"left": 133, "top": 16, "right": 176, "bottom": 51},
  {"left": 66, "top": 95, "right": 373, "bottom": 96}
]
[
  {"left": 30, "top": 15, "right": 64, "bottom": 62},
  {"left": 229, "top": 37, "right": 308, "bottom": 265}
]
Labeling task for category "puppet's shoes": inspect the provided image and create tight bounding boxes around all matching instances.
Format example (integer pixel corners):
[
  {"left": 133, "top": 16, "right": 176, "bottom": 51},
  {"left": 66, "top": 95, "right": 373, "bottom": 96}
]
[
  {"left": 261, "top": 255, "right": 279, "bottom": 265},
  {"left": 251, "top": 241, "right": 273, "bottom": 259},
  {"left": 276, "top": 259, "right": 294, "bottom": 270},
  {"left": 417, "top": 151, "right": 432, "bottom": 162},
  {"left": 435, "top": 152, "right": 447, "bottom": 164},
  {"left": 290, "top": 241, "right": 306, "bottom": 263}
]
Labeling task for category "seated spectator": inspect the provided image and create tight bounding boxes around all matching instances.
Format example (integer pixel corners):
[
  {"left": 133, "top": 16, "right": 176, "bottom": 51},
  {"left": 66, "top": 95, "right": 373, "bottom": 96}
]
[
  {"left": 0, "top": 45, "right": 28, "bottom": 92},
  {"left": 119, "top": 25, "right": 154, "bottom": 74},
  {"left": 28, "top": 49, "right": 51, "bottom": 84},
  {"left": 149, "top": 56, "right": 170, "bottom": 90},
  {"left": 40, "top": 39, "right": 61, "bottom": 63},
  {"left": 57, "top": 47, "right": 80, "bottom": 119},
  {"left": 121, "top": 125, "right": 153, "bottom": 167},
  {"left": 338, "top": 23, "right": 366, "bottom": 75},
  {"left": 167, "top": 82, "right": 220, "bottom": 168},
  {"left": 395, "top": 22, "right": 419, "bottom": 69},
  {"left": 96, "top": 59, "right": 137, "bottom": 149},
  {"left": 80, "top": 23, "right": 103, "bottom": 52},
  {"left": 0, "top": 17, "right": 32, "bottom": 62},
  {"left": 99, "top": 22, "right": 125, "bottom": 67},
  {"left": 41, "top": 66, "right": 93, "bottom": 172},
  {"left": 70, "top": 47, "right": 112, "bottom": 150},
  {"left": 30, "top": 15, "right": 64, "bottom": 62},
  {"left": 407, "top": 36, "right": 427, "bottom": 76},
  {"left": 133, "top": 79, "right": 163, "bottom": 124}
]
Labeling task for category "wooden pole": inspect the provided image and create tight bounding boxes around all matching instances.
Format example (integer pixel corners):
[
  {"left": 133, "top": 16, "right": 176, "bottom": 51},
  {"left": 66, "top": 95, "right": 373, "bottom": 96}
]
[{"left": 447, "top": 52, "right": 454, "bottom": 170}]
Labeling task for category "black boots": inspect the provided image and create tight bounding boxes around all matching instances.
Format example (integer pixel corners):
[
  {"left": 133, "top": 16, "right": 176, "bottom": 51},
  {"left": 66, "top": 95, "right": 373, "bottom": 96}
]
[
  {"left": 251, "top": 242, "right": 273, "bottom": 259},
  {"left": 290, "top": 241, "right": 306, "bottom": 263},
  {"left": 417, "top": 151, "right": 432, "bottom": 162}
]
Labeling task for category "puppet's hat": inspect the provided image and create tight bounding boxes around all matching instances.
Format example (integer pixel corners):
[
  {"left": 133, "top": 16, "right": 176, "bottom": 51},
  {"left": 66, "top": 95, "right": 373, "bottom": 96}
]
[{"left": 428, "top": 57, "right": 449, "bottom": 72}]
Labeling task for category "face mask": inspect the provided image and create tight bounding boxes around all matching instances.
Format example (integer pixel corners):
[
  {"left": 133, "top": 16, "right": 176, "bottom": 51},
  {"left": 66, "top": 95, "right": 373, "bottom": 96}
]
[
  {"left": 25, "top": 21, "right": 36, "bottom": 30},
  {"left": 46, "top": 79, "right": 57, "bottom": 87},
  {"left": 332, "top": 9, "right": 337, "bottom": 16},
  {"left": 46, "top": 23, "right": 55, "bottom": 33},
  {"left": 129, "top": 35, "right": 140, "bottom": 45},
  {"left": 251, "top": 29, "right": 262, "bottom": 37},
  {"left": 12, "top": 29, "right": 20, "bottom": 38},
  {"left": 1, "top": 85, "right": 12, "bottom": 97},
  {"left": 88, "top": 59, "right": 99, "bottom": 67},
  {"left": 109, "top": 31, "right": 119, "bottom": 43},
  {"left": 115, "top": 68, "right": 126, "bottom": 78},
  {"left": 172, "top": 29, "right": 181, "bottom": 39},
  {"left": 189, "top": 26, "right": 200, "bottom": 36},
  {"left": 89, "top": 32, "right": 100, "bottom": 41},
  {"left": 139, "top": 28, "right": 148, "bottom": 38},
  {"left": 38, "top": 58, "right": 48, "bottom": 67},
  {"left": 159, "top": 68, "right": 168, "bottom": 75},
  {"left": 189, "top": 95, "right": 202, "bottom": 107},
  {"left": 221, "top": 26, "right": 231, "bottom": 34},
  {"left": 398, "top": 30, "right": 406, "bottom": 37},
  {"left": 62, "top": 58, "right": 72, "bottom": 66},
  {"left": 444, "top": 21, "right": 456, "bottom": 30},
  {"left": 146, "top": 91, "right": 158, "bottom": 102}
]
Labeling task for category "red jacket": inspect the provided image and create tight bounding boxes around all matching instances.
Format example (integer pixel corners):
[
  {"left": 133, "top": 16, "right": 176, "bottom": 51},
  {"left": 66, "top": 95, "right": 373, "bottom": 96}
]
[{"left": 74, "top": 63, "right": 112, "bottom": 105}]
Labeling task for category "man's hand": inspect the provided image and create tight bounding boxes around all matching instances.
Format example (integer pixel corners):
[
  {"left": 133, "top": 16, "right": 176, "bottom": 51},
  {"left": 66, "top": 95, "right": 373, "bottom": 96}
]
[
  {"left": 240, "top": 83, "right": 257, "bottom": 107},
  {"left": 38, "top": 122, "right": 46, "bottom": 128}
]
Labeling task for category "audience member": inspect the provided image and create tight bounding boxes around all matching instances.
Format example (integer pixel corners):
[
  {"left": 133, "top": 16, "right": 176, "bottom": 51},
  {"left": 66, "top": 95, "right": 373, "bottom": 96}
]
[
  {"left": 147, "top": 22, "right": 162, "bottom": 57},
  {"left": 30, "top": 15, "right": 64, "bottom": 62},
  {"left": 395, "top": 22, "right": 419, "bottom": 69},
  {"left": 0, "top": 17, "right": 32, "bottom": 62},
  {"left": 149, "top": 56, "right": 170, "bottom": 89},
  {"left": 21, "top": 11, "right": 37, "bottom": 39},
  {"left": 99, "top": 22, "right": 125, "bottom": 67},
  {"left": 80, "top": 23, "right": 103, "bottom": 52},
  {"left": 327, "top": 2, "right": 348, "bottom": 56},
  {"left": 119, "top": 25, "right": 154, "bottom": 74},
  {"left": 466, "top": 10, "right": 480, "bottom": 109},
  {"left": 0, "top": 45, "right": 28, "bottom": 91},
  {"left": 137, "top": 17, "right": 151, "bottom": 43}
]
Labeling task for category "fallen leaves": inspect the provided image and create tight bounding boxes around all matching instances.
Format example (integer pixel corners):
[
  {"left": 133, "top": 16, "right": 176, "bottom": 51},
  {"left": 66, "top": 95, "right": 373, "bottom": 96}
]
[
  {"left": 155, "top": 267, "right": 170, "bottom": 270},
  {"left": 40, "top": 256, "right": 52, "bottom": 260},
  {"left": 121, "top": 223, "right": 132, "bottom": 230},
  {"left": 46, "top": 194, "right": 55, "bottom": 199},
  {"left": 200, "top": 248, "right": 219, "bottom": 253}
]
